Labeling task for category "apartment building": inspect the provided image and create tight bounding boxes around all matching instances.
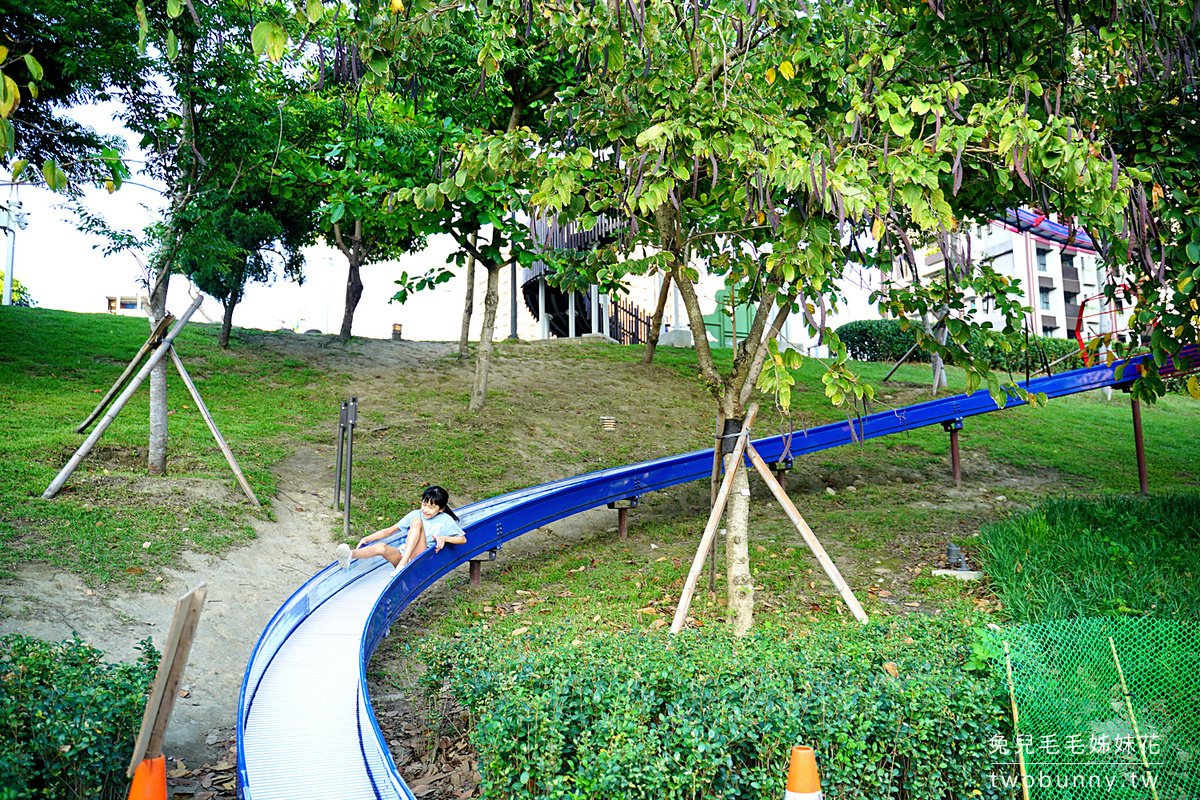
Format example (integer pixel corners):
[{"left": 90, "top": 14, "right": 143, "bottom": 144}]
[{"left": 920, "top": 209, "right": 1131, "bottom": 342}]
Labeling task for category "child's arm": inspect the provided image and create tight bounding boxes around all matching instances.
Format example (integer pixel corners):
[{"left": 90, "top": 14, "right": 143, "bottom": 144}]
[{"left": 432, "top": 531, "right": 467, "bottom": 551}]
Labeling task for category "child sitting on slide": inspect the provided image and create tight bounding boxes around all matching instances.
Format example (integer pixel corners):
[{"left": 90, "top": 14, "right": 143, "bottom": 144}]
[{"left": 335, "top": 485, "right": 466, "bottom": 574}]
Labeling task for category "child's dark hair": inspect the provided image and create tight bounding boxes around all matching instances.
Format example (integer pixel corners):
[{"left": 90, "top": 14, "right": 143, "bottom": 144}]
[{"left": 421, "top": 485, "right": 459, "bottom": 521}]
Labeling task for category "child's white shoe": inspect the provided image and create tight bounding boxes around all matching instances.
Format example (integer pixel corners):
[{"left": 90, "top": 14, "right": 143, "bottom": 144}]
[
  {"left": 391, "top": 561, "right": 405, "bottom": 576},
  {"left": 335, "top": 543, "right": 351, "bottom": 570}
]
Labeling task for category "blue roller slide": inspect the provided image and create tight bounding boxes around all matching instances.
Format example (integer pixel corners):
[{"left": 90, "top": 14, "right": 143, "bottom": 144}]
[{"left": 236, "top": 343, "right": 1196, "bottom": 800}]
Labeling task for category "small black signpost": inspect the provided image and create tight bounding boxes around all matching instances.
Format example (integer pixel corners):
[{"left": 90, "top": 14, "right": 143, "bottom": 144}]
[{"left": 333, "top": 398, "right": 358, "bottom": 538}]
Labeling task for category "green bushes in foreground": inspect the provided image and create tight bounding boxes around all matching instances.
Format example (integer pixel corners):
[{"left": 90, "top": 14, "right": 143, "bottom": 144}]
[
  {"left": 980, "top": 494, "right": 1200, "bottom": 623},
  {"left": 0, "top": 635, "right": 158, "bottom": 800},
  {"left": 421, "top": 620, "right": 1007, "bottom": 800}
]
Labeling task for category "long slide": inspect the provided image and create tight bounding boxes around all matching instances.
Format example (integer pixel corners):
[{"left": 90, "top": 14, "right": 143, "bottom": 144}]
[{"left": 236, "top": 344, "right": 1196, "bottom": 800}]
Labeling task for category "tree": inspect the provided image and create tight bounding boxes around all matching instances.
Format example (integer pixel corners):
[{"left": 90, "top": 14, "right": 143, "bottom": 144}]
[
  {"left": 178, "top": 188, "right": 314, "bottom": 347},
  {"left": 0, "top": 270, "right": 35, "bottom": 306},
  {"left": 1062, "top": 0, "right": 1200, "bottom": 399},
  {"left": 402, "top": 0, "right": 1139, "bottom": 633},
  {"left": 361, "top": 9, "right": 567, "bottom": 410},
  {"left": 0, "top": 0, "right": 143, "bottom": 190},
  {"left": 273, "top": 91, "right": 430, "bottom": 343},
  {"left": 109, "top": 0, "right": 310, "bottom": 474}
]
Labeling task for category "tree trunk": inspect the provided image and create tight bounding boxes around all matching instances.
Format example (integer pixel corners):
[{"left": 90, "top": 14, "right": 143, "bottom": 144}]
[
  {"left": 147, "top": 270, "right": 170, "bottom": 476},
  {"left": 469, "top": 263, "right": 501, "bottom": 412},
  {"left": 924, "top": 308, "right": 949, "bottom": 394},
  {"left": 723, "top": 448, "right": 754, "bottom": 635},
  {"left": 339, "top": 256, "right": 363, "bottom": 343},
  {"left": 334, "top": 220, "right": 366, "bottom": 344},
  {"left": 219, "top": 298, "right": 236, "bottom": 348},
  {"left": 642, "top": 273, "right": 673, "bottom": 364},
  {"left": 458, "top": 236, "right": 477, "bottom": 360},
  {"left": 930, "top": 324, "right": 949, "bottom": 394}
]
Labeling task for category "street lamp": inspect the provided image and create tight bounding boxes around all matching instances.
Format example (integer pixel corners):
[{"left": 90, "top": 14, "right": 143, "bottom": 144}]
[{"left": 1, "top": 199, "right": 30, "bottom": 306}]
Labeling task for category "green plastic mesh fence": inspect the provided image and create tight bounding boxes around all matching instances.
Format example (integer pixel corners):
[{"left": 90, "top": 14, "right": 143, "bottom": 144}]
[{"left": 984, "top": 618, "right": 1200, "bottom": 800}]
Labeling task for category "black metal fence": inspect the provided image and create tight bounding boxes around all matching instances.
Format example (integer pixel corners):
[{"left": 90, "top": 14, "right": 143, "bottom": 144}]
[{"left": 609, "top": 296, "right": 652, "bottom": 345}]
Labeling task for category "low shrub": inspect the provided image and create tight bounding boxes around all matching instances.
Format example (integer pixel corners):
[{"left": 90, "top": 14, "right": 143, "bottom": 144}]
[
  {"left": 979, "top": 494, "right": 1200, "bottom": 623},
  {"left": 835, "top": 320, "right": 925, "bottom": 363},
  {"left": 963, "top": 330, "right": 1084, "bottom": 375},
  {"left": 421, "top": 619, "right": 1008, "bottom": 800},
  {"left": 0, "top": 634, "right": 159, "bottom": 800},
  {"left": 835, "top": 319, "right": 1087, "bottom": 375}
]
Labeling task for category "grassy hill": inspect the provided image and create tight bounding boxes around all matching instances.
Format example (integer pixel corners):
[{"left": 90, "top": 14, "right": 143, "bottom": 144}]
[{"left": 2, "top": 304, "right": 1198, "bottom": 599}]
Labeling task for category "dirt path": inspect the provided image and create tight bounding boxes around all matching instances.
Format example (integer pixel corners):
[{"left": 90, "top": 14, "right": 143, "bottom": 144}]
[
  {"left": 0, "top": 446, "right": 341, "bottom": 763},
  {"left": 0, "top": 338, "right": 460, "bottom": 766}
]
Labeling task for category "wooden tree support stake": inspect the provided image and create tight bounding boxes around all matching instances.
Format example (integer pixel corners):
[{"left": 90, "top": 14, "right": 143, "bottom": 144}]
[
  {"left": 169, "top": 345, "right": 260, "bottom": 508},
  {"left": 1109, "top": 636, "right": 1161, "bottom": 800},
  {"left": 43, "top": 294, "right": 204, "bottom": 500},
  {"left": 743, "top": 442, "right": 869, "bottom": 624},
  {"left": 1002, "top": 640, "right": 1032, "bottom": 800},
  {"left": 670, "top": 404, "right": 759, "bottom": 634},
  {"left": 76, "top": 315, "right": 174, "bottom": 434},
  {"left": 128, "top": 582, "right": 208, "bottom": 777}
]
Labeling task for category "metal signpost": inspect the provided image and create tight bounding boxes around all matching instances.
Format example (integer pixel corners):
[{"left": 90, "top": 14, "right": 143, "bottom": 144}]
[{"left": 333, "top": 397, "right": 358, "bottom": 538}]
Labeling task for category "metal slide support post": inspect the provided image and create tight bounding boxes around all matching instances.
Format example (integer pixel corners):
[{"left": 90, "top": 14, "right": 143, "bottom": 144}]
[
  {"left": 607, "top": 498, "right": 638, "bottom": 539},
  {"left": 333, "top": 401, "right": 347, "bottom": 510},
  {"left": 343, "top": 397, "right": 358, "bottom": 538},
  {"left": 508, "top": 262, "right": 519, "bottom": 340},
  {"left": 709, "top": 411, "right": 726, "bottom": 593},
  {"left": 1131, "top": 396, "right": 1148, "bottom": 494},
  {"left": 942, "top": 418, "right": 964, "bottom": 488},
  {"left": 950, "top": 428, "right": 961, "bottom": 487}
]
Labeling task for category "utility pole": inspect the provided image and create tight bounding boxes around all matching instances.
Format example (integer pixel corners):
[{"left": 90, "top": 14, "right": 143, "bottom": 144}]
[{"left": 1, "top": 199, "right": 30, "bottom": 306}]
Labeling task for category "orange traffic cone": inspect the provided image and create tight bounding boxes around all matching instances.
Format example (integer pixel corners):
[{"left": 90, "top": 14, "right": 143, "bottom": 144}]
[
  {"left": 784, "top": 745, "right": 822, "bottom": 800},
  {"left": 128, "top": 755, "right": 166, "bottom": 800}
]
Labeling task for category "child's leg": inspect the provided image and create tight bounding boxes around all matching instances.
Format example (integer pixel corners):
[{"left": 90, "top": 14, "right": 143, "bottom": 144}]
[
  {"left": 396, "top": 516, "right": 428, "bottom": 568},
  {"left": 351, "top": 541, "right": 403, "bottom": 567}
]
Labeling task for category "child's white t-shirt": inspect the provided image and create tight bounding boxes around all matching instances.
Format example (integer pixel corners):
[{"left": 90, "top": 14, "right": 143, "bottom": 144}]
[{"left": 396, "top": 509, "right": 465, "bottom": 548}]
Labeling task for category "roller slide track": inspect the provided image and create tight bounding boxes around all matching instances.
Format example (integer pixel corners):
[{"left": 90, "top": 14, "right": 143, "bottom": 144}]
[{"left": 236, "top": 344, "right": 1196, "bottom": 799}]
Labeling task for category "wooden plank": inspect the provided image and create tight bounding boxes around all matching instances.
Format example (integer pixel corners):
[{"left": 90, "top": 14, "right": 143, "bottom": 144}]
[
  {"left": 670, "top": 404, "right": 759, "bottom": 634},
  {"left": 169, "top": 345, "right": 261, "bottom": 507},
  {"left": 743, "top": 442, "right": 869, "bottom": 624},
  {"left": 75, "top": 315, "right": 174, "bottom": 434},
  {"left": 128, "top": 583, "right": 208, "bottom": 776}
]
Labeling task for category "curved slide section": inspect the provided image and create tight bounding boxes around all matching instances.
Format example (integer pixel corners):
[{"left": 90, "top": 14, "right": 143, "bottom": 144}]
[{"left": 236, "top": 345, "right": 1195, "bottom": 800}]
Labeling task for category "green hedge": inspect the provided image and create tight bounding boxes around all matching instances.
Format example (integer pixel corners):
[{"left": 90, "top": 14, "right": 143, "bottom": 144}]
[
  {"left": 834, "top": 319, "right": 1086, "bottom": 374},
  {"left": 0, "top": 635, "right": 158, "bottom": 800},
  {"left": 835, "top": 320, "right": 926, "bottom": 363},
  {"left": 421, "top": 620, "right": 1008, "bottom": 800}
]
